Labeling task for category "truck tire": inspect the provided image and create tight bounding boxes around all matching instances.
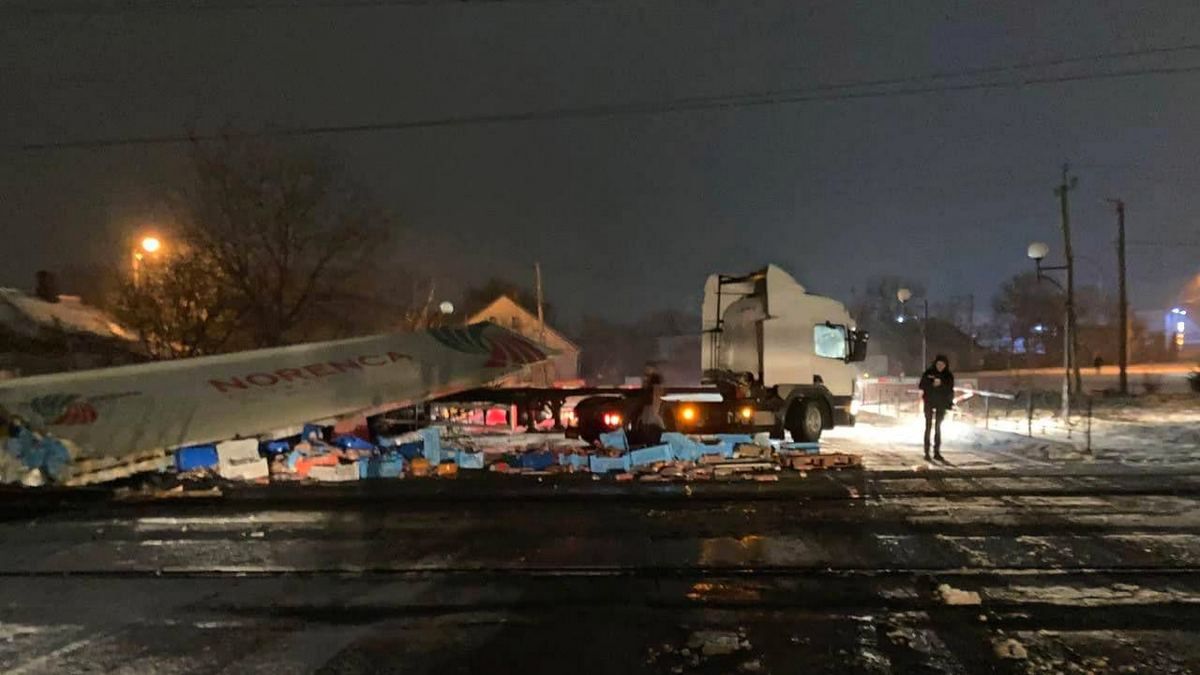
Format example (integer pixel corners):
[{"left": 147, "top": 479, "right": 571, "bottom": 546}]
[{"left": 788, "top": 399, "right": 825, "bottom": 442}]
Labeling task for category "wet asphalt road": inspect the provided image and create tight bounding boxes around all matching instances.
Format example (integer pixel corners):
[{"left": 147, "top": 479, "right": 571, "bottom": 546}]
[{"left": 3, "top": 467, "right": 1200, "bottom": 674}]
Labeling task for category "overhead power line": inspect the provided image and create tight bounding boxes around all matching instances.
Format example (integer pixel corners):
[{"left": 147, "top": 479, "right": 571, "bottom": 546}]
[
  {"left": 3, "top": 0, "right": 499, "bottom": 14},
  {"left": 14, "top": 60, "right": 1200, "bottom": 152},
  {"left": 1127, "top": 240, "right": 1200, "bottom": 248}
]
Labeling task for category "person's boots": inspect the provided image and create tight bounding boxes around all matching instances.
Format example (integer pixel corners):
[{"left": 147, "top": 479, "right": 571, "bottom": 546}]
[
  {"left": 933, "top": 448, "right": 944, "bottom": 462},
  {"left": 924, "top": 446, "right": 931, "bottom": 462}
]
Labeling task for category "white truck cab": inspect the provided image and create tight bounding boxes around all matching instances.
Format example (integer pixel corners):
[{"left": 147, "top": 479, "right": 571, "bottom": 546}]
[{"left": 701, "top": 265, "right": 868, "bottom": 441}]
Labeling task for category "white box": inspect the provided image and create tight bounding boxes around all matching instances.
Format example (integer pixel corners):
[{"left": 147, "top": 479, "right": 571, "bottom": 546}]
[
  {"left": 216, "top": 438, "right": 269, "bottom": 481},
  {"left": 308, "top": 462, "right": 359, "bottom": 482}
]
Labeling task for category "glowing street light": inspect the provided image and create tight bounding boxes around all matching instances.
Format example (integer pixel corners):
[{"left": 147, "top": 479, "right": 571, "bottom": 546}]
[
  {"left": 1024, "top": 240, "right": 1072, "bottom": 420},
  {"left": 132, "top": 234, "right": 165, "bottom": 286},
  {"left": 1027, "top": 241, "right": 1050, "bottom": 261}
]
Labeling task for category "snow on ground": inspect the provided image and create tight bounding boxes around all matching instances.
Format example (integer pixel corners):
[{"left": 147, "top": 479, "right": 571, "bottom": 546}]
[
  {"left": 981, "top": 395, "right": 1200, "bottom": 466},
  {"left": 823, "top": 417, "right": 1066, "bottom": 471}
]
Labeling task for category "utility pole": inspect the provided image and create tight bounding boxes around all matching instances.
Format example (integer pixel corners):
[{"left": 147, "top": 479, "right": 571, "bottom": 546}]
[
  {"left": 1055, "top": 164, "right": 1082, "bottom": 396},
  {"left": 1108, "top": 198, "right": 1129, "bottom": 395},
  {"left": 534, "top": 262, "right": 549, "bottom": 385},
  {"left": 967, "top": 293, "right": 975, "bottom": 370},
  {"left": 922, "top": 298, "right": 929, "bottom": 368},
  {"left": 534, "top": 261, "right": 545, "bottom": 343}
]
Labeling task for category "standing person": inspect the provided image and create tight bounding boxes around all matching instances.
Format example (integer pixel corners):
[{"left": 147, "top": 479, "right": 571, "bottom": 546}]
[
  {"left": 919, "top": 355, "right": 955, "bottom": 462},
  {"left": 634, "top": 363, "right": 665, "bottom": 447}
]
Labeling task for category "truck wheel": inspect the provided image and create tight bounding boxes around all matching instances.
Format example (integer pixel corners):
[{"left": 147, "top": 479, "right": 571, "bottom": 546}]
[{"left": 788, "top": 399, "right": 824, "bottom": 442}]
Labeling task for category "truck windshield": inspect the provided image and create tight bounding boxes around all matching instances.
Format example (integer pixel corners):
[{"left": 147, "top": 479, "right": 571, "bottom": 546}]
[{"left": 814, "top": 324, "right": 848, "bottom": 359}]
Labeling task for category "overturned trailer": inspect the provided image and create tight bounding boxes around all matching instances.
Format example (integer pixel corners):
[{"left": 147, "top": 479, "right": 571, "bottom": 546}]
[{"left": 0, "top": 323, "right": 551, "bottom": 467}]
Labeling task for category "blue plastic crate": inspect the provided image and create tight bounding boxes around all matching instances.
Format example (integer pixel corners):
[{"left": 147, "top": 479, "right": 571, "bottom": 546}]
[
  {"left": 589, "top": 454, "right": 631, "bottom": 473},
  {"left": 334, "top": 435, "right": 375, "bottom": 451},
  {"left": 662, "top": 433, "right": 704, "bottom": 462},
  {"left": 715, "top": 434, "right": 754, "bottom": 445},
  {"left": 630, "top": 444, "right": 673, "bottom": 467},
  {"left": 696, "top": 441, "right": 727, "bottom": 456},
  {"left": 419, "top": 427, "right": 443, "bottom": 465},
  {"left": 395, "top": 442, "right": 424, "bottom": 461},
  {"left": 519, "top": 450, "right": 557, "bottom": 471},
  {"left": 359, "top": 456, "right": 405, "bottom": 479},
  {"left": 558, "top": 453, "right": 588, "bottom": 470},
  {"left": 778, "top": 442, "right": 820, "bottom": 455},
  {"left": 457, "top": 450, "right": 485, "bottom": 469},
  {"left": 598, "top": 430, "right": 629, "bottom": 451},
  {"left": 175, "top": 445, "right": 219, "bottom": 472},
  {"left": 302, "top": 423, "right": 328, "bottom": 442},
  {"left": 261, "top": 439, "right": 292, "bottom": 455}
]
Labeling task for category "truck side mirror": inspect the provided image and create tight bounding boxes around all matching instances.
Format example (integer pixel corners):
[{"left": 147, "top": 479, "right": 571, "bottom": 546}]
[{"left": 847, "top": 330, "right": 869, "bottom": 363}]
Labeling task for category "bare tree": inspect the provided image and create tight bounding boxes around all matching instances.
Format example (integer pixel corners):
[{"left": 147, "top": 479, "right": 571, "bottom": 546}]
[
  {"left": 307, "top": 265, "right": 446, "bottom": 340},
  {"left": 174, "top": 137, "right": 388, "bottom": 347},
  {"left": 112, "top": 249, "right": 241, "bottom": 359}
]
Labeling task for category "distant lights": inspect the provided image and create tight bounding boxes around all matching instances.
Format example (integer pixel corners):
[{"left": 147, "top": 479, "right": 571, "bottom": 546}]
[{"left": 1171, "top": 307, "right": 1188, "bottom": 316}]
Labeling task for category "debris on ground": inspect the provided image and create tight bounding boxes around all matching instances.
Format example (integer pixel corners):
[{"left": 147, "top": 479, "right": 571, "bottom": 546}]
[
  {"left": 688, "top": 629, "right": 748, "bottom": 656},
  {"left": 4, "top": 401, "right": 863, "bottom": 488},
  {"left": 993, "top": 638, "right": 1028, "bottom": 659},
  {"left": 938, "top": 583, "right": 983, "bottom": 606},
  {"left": 113, "top": 484, "right": 223, "bottom": 502}
]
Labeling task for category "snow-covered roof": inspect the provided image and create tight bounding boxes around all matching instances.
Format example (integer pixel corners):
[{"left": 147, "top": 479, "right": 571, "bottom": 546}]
[{"left": 0, "top": 288, "right": 136, "bottom": 342}]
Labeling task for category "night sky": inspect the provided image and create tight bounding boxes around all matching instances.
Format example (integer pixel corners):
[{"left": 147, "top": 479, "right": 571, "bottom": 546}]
[{"left": 4, "top": 0, "right": 1199, "bottom": 327}]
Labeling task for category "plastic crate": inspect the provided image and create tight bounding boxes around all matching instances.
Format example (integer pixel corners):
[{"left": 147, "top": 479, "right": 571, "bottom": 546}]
[
  {"left": 589, "top": 454, "right": 631, "bottom": 473},
  {"left": 175, "top": 445, "right": 219, "bottom": 472},
  {"left": 630, "top": 444, "right": 672, "bottom": 467}
]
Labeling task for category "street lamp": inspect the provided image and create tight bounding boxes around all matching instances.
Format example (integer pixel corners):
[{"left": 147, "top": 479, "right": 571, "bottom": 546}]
[
  {"left": 896, "top": 287, "right": 929, "bottom": 369},
  {"left": 1027, "top": 240, "right": 1072, "bottom": 420},
  {"left": 131, "top": 234, "right": 164, "bottom": 286},
  {"left": 439, "top": 301, "right": 455, "bottom": 315}
]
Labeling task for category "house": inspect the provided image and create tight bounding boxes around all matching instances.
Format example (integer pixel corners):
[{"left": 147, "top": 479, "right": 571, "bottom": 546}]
[
  {"left": 467, "top": 295, "right": 580, "bottom": 386},
  {"left": 0, "top": 279, "right": 144, "bottom": 378}
]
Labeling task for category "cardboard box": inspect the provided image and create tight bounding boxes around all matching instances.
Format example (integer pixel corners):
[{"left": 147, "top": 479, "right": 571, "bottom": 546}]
[
  {"left": 309, "top": 462, "right": 360, "bottom": 482},
  {"left": 216, "top": 439, "right": 269, "bottom": 481}
]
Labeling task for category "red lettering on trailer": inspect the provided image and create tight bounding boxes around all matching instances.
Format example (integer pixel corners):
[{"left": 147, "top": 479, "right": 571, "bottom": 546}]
[
  {"left": 305, "top": 363, "right": 334, "bottom": 377},
  {"left": 329, "top": 359, "right": 362, "bottom": 373},
  {"left": 210, "top": 352, "right": 412, "bottom": 394},
  {"left": 209, "top": 377, "right": 249, "bottom": 393},
  {"left": 246, "top": 373, "right": 279, "bottom": 386},
  {"left": 275, "top": 368, "right": 309, "bottom": 383}
]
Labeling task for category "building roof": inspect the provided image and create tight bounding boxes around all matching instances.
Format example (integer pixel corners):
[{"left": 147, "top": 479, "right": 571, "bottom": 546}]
[
  {"left": 467, "top": 295, "right": 579, "bottom": 351},
  {"left": 0, "top": 288, "right": 136, "bottom": 343}
]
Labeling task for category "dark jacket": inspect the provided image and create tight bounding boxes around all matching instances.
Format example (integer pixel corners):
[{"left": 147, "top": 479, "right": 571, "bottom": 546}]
[{"left": 919, "top": 360, "right": 955, "bottom": 410}]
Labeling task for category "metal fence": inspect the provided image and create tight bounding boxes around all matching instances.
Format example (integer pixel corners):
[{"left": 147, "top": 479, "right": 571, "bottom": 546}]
[{"left": 859, "top": 377, "right": 1098, "bottom": 452}]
